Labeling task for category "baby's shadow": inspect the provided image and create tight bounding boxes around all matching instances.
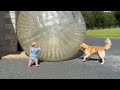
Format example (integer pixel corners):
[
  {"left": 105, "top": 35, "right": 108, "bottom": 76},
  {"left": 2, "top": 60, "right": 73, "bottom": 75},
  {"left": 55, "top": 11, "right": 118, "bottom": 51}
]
[{"left": 38, "top": 60, "right": 44, "bottom": 64}]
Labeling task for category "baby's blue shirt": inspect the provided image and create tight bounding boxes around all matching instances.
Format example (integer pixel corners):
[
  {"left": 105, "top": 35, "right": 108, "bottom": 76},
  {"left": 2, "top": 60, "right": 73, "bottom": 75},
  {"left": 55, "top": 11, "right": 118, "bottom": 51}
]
[{"left": 30, "top": 47, "right": 41, "bottom": 57}]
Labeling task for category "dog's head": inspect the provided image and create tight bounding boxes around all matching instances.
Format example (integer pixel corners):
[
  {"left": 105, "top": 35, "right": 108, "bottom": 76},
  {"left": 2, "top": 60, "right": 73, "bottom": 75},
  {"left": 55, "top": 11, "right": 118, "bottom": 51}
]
[{"left": 80, "top": 43, "right": 89, "bottom": 51}]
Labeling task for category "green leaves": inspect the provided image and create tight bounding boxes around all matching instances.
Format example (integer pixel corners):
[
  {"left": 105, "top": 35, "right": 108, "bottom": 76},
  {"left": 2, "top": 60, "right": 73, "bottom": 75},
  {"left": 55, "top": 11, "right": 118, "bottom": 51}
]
[{"left": 81, "top": 11, "right": 117, "bottom": 29}]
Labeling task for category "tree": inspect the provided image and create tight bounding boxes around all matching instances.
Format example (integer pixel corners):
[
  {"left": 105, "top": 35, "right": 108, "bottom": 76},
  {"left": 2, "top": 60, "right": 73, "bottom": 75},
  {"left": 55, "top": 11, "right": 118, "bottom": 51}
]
[
  {"left": 92, "top": 11, "right": 105, "bottom": 29},
  {"left": 81, "top": 11, "right": 95, "bottom": 30},
  {"left": 103, "top": 12, "right": 116, "bottom": 29},
  {"left": 82, "top": 11, "right": 117, "bottom": 29},
  {"left": 113, "top": 11, "right": 120, "bottom": 27}
]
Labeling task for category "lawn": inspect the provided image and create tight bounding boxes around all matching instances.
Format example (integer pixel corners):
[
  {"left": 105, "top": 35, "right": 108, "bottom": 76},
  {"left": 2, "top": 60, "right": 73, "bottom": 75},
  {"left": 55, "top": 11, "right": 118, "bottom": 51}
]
[{"left": 86, "top": 28, "right": 120, "bottom": 37}]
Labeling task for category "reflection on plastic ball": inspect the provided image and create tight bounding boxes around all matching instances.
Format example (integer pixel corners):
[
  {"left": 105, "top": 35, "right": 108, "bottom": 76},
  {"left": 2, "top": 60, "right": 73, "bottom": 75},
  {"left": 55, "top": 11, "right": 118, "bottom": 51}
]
[{"left": 17, "top": 11, "right": 86, "bottom": 61}]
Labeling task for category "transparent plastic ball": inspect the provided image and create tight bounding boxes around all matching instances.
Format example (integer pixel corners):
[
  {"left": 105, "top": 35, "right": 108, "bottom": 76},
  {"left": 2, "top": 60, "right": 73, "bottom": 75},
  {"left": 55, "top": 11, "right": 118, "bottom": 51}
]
[{"left": 17, "top": 11, "right": 86, "bottom": 61}]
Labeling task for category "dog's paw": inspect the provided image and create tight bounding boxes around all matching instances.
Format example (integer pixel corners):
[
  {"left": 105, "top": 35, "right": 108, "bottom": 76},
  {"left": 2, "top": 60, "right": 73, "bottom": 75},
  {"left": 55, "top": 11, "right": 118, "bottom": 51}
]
[
  {"left": 83, "top": 60, "right": 86, "bottom": 62},
  {"left": 96, "top": 60, "right": 99, "bottom": 62},
  {"left": 101, "top": 62, "right": 104, "bottom": 64}
]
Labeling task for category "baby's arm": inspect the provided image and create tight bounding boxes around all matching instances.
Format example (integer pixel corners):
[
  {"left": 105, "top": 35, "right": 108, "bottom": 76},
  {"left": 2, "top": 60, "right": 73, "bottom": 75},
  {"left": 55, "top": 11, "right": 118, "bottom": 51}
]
[
  {"left": 36, "top": 47, "right": 41, "bottom": 51},
  {"left": 36, "top": 44, "right": 40, "bottom": 48}
]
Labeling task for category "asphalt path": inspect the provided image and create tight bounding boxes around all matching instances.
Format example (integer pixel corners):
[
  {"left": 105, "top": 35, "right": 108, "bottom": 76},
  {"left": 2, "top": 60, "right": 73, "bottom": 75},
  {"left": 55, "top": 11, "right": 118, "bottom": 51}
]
[{"left": 0, "top": 36, "right": 120, "bottom": 79}]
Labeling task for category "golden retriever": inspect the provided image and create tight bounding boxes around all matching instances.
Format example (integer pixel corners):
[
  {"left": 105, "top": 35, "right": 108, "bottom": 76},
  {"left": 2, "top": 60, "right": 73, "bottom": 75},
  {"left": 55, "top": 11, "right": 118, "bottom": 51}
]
[{"left": 80, "top": 38, "right": 112, "bottom": 64}]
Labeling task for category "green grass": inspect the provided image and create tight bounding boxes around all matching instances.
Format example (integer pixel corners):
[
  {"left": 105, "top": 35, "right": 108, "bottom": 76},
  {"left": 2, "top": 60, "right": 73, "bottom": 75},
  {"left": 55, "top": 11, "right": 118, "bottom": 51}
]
[{"left": 86, "top": 28, "right": 120, "bottom": 37}]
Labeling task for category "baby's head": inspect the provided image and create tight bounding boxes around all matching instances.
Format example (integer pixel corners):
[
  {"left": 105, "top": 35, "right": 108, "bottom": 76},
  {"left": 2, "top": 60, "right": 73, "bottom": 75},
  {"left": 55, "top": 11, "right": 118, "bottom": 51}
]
[{"left": 32, "top": 42, "right": 37, "bottom": 47}]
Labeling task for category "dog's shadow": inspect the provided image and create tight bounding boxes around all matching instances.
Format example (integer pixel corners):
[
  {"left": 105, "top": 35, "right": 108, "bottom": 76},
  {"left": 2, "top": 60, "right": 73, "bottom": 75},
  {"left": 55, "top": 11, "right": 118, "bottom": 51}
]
[
  {"left": 78, "top": 57, "right": 106, "bottom": 61},
  {"left": 79, "top": 57, "right": 99, "bottom": 61}
]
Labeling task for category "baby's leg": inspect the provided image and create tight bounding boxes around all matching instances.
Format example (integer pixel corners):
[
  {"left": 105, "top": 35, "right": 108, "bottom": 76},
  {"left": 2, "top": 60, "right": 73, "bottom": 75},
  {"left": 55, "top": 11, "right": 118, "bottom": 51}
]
[
  {"left": 28, "top": 59, "right": 32, "bottom": 67},
  {"left": 35, "top": 58, "right": 39, "bottom": 67}
]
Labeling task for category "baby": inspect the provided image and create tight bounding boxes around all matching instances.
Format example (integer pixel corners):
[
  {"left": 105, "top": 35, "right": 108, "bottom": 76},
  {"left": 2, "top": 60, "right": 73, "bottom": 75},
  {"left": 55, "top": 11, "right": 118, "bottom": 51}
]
[{"left": 28, "top": 42, "right": 41, "bottom": 67}]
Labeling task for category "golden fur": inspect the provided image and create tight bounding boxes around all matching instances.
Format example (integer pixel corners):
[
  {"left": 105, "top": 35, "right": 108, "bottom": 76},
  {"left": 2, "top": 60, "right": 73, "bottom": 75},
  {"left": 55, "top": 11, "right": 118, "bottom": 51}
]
[{"left": 80, "top": 38, "right": 112, "bottom": 64}]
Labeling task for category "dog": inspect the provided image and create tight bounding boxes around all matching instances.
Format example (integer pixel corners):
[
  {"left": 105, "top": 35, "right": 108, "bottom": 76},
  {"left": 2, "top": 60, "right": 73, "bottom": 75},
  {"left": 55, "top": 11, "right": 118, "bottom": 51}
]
[{"left": 80, "top": 38, "right": 112, "bottom": 64}]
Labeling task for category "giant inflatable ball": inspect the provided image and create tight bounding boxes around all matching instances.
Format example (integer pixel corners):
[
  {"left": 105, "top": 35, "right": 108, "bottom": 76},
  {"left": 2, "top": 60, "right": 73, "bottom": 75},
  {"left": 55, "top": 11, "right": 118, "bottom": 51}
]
[{"left": 17, "top": 11, "right": 86, "bottom": 61}]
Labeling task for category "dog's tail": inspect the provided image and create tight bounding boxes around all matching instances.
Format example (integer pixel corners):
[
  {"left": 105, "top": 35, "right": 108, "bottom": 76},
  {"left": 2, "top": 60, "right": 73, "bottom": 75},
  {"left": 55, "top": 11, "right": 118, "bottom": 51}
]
[{"left": 103, "top": 38, "right": 112, "bottom": 50}]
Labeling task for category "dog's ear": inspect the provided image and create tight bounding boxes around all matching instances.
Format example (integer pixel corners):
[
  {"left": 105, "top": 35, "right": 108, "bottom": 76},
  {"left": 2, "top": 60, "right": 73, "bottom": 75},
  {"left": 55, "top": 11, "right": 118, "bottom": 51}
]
[
  {"left": 80, "top": 43, "right": 84, "bottom": 51},
  {"left": 81, "top": 43, "right": 88, "bottom": 49},
  {"left": 80, "top": 43, "right": 83, "bottom": 48},
  {"left": 80, "top": 43, "right": 84, "bottom": 47}
]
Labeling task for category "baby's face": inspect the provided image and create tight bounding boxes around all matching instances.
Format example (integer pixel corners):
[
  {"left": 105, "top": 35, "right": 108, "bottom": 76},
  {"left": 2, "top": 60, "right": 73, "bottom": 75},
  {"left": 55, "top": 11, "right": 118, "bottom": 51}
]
[
  {"left": 34, "top": 44, "right": 37, "bottom": 47},
  {"left": 32, "top": 42, "right": 37, "bottom": 47}
]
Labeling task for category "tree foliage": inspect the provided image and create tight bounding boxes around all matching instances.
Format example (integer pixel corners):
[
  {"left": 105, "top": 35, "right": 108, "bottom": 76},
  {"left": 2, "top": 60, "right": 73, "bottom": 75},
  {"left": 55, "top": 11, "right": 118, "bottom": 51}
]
[{"left": 81, "top": 11, "right": 118, "bottom": 30}]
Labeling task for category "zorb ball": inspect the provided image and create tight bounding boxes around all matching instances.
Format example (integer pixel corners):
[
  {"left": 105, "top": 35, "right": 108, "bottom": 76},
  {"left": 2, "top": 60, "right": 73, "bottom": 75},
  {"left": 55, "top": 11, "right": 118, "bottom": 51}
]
[{"left": 17, "top": 11, "right": 86, "bottom": 61}]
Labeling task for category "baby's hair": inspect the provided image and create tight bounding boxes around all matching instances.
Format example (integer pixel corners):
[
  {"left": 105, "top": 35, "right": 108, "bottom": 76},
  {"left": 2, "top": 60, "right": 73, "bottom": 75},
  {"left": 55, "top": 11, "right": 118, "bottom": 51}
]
[{"left": 32, "top": 42, "right": 36, "bottom": 47}]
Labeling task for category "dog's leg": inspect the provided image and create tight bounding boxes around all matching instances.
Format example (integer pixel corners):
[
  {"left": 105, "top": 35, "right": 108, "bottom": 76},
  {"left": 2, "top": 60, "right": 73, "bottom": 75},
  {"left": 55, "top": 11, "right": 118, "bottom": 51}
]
[
  {"left": 101, "top": 58, "right": 105, "bottom": 64},
  {"left": 83, "top": 55, "right": 90, "bottom": 62},
  {"left": 98, "top": 51, "right": 105, "bottom": 64},
  {"left": 86, "top": 56, "right": 91, "bottom": 61},
  {"left": 97, "top": 53, "right": 102, "bottom": 62}
]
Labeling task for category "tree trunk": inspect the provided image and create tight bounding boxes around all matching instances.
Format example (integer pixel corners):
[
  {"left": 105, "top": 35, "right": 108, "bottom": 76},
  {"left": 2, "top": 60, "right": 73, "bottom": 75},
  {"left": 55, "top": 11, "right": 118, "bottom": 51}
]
[
  {"left": 114, "top": 25, "right": 116, "bottom": 28},
  {"left": 92, "top": 27, "right": 93, "bottom": 30},
  {"left": 97, "top": 26, "right": 99, "bottom": 29},
  {"left": 119, "top": 24, "right": 120, "bottom": 28},
  {"left": 103, "top": 26, "right": 104, "bottom": 29}
]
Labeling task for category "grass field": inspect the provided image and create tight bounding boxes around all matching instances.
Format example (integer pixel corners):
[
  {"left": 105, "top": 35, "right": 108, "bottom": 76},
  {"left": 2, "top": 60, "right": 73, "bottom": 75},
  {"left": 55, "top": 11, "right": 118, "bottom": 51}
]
[{"left": 86, "top": 28, "right": 120, "bottom": 37}]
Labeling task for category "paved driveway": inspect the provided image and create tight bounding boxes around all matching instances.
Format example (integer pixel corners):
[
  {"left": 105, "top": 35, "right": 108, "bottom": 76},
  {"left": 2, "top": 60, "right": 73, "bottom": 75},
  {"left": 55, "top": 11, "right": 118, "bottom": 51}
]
[{"left": 0, "top": 36, "right": 120, "bottom": 79}]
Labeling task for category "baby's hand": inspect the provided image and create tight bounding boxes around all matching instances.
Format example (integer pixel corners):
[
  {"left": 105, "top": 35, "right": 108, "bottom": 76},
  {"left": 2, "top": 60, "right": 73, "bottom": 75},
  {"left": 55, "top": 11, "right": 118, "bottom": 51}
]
[
  {"left": 35, "top": 44, "right": 40, "bottom": 48},
  {"left": 38, "top": 46, "right": 40, "bottom": 48}
]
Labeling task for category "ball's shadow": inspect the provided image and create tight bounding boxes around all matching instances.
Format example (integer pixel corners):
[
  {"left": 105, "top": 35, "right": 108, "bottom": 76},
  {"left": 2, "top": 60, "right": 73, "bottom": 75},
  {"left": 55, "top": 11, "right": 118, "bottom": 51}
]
[
  {"left": 37, "top": 50, "right": 84, "bottom": 63},
  {"left": 25, "top": 50, "right": 85, "bottom": 63},
  {"left": 67, "top": 50, "right": 84, "bottom": 60}
]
